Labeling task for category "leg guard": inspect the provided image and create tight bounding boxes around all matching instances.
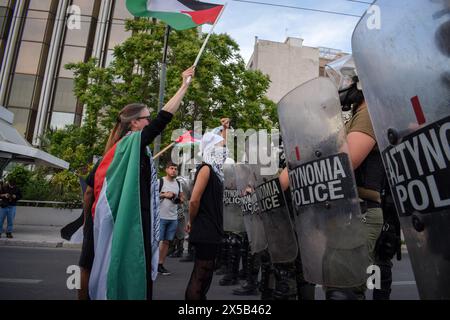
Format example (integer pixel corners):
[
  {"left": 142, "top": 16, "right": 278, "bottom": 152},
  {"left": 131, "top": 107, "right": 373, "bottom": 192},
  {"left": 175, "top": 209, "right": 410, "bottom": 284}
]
[
  {"left": 294, "top": 251, "right": 315, "bottom": 300},
  {"left": 373, "top": 259, "right": 393, "bottom": 300},
  {"left": 273, "top": 263, "right": 298, "bottom": 300},
  {"left": 219, "top": 233, "right": 241, "bottom": 286}
]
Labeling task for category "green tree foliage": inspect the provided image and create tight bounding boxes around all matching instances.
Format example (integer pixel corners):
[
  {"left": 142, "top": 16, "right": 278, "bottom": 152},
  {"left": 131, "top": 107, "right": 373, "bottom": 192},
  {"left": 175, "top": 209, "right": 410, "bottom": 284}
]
[
  {"left": 59, "top": 19, "right": 276, "bottom": 168},
  {"left": 4, "top": 165, "right": 31, "bottom": 190},
  {"left": 38, "top": 19, "right": 276, "bottom": 202},
  {"left": 4, "top": 165, "right": 82, "bottom": 208}
]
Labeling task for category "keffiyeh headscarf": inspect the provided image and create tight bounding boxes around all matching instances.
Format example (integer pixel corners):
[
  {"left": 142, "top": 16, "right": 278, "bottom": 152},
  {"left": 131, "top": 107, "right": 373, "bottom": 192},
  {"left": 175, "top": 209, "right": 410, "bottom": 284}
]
[{"left": 199, "top": 131, "right": 229, "bottom": 183}]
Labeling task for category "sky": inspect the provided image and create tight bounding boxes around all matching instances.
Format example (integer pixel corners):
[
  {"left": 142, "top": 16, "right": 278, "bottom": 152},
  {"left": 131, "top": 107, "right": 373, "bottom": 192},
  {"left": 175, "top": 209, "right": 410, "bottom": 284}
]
[{"left": 201, "top": 0, "right": 372, "bottom": 63}]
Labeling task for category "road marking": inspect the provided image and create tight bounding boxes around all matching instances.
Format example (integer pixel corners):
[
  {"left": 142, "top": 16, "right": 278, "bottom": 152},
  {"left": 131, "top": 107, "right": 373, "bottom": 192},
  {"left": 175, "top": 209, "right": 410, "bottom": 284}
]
[
  {"left": 392, "top": 281, "right": 416, "bottom": 286},
  {"left": 315, "top": 280, "right": 416, "bottom": 288},
  {"left": 0, "top": 278, "right": 43, "bottom": 284}
]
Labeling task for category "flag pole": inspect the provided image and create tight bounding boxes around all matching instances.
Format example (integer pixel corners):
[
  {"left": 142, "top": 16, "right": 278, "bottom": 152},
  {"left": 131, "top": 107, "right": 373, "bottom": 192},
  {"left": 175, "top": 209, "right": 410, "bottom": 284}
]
[
  {"left": 153, "top": 25, "right": 172, "bottom": 168},
  {"left": 187, "top": 2, "right": 227, "bottom": 82},
  {"left": 153, "top": 142, "right": 176, "bottom": 160}
]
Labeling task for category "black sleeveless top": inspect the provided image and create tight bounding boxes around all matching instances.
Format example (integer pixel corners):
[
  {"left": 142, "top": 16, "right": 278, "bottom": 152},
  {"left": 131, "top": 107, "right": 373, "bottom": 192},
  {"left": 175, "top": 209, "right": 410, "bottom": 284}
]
[{"left": 189, "top": 163, "right": 224, "bottom": 244}]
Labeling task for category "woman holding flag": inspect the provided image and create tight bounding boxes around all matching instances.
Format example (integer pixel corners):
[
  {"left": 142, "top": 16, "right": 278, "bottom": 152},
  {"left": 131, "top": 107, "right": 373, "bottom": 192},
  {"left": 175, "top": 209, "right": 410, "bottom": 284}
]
[{"left": 87, "top": 66, "right": 195, "bottom": 300}]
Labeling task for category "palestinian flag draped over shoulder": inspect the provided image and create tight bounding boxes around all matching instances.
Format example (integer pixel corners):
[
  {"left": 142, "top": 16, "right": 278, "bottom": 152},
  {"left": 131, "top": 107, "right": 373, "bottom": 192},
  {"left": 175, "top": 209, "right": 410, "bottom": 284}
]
[
  {"left": 89, "top": 132, "right": 159, "bottom": 300},
  {"left": 126, "top": 0, "right": 224, "bottom": 30}
]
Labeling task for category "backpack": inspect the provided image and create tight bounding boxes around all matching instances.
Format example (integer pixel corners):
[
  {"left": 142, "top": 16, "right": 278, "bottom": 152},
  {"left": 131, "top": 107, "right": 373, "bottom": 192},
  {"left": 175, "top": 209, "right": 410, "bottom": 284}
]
[{"left": 159, "top": 177, "right": 181, "bottom": 198}]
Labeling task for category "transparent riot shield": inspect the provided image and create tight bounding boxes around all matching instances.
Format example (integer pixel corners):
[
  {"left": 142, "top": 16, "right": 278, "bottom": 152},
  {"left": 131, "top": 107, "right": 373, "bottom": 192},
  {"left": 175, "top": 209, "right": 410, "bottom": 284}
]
[
  {"left": 255, "top": 174, "right": 298, "bottom": 263},
  {"left": 278, "top": 77, "right": 369, "bottom": 287},
  {"left": 352, "top": 0, "right": 450, "bottom": 299},
  {"left": 235, "top": 163, "right": 268, "bottom": 254},
  {"left": 223, "top": 164, "right": 245, "bottom": 233}
]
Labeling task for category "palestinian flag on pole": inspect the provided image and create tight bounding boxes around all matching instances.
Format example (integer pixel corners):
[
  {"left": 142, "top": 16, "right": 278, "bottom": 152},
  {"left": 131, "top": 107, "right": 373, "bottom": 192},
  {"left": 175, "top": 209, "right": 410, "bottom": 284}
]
[
  {"left": 175, "top": 130, "right": 201, "bottom": 147},
  {"left": 89, "top": 132, "right": 159, "bottom": 300},
  {"left": 126, "top": 0, "right": 224, "bottom": 30}
]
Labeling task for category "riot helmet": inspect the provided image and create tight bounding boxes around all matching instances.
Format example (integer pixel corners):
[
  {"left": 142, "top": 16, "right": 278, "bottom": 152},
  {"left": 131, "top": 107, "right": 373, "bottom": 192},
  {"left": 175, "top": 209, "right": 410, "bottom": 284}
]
[{"left": 325, "top": 55, "right": 364, "bottom": 111}]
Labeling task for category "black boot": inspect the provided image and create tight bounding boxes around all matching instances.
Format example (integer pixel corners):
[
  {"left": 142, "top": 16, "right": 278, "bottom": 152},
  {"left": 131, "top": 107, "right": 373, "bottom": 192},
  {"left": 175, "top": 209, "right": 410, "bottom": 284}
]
[
  {"left": 219, "top": 234, "right": 241, "bottom": 286},
  {"left": 232, "top": 249, "right": 258, "bottom": 296},
  {"left": 294, "top": 251, "right": 315, "bottom": 300},
  {"left": 259, "top": 250, "right": 274, "bottom": 300},
  {"left": 273, "top": 263, "right": 298, "bottom": 300},
  {"left": 216, "top": 235, "right": 229, "bottom": 275},
  {"left": 238, "top": 234, "right": 249, "bottom": 280}
]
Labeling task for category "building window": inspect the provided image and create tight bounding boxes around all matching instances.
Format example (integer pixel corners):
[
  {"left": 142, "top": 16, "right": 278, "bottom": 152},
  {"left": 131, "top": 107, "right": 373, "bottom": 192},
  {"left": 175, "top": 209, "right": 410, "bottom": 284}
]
[
  {"left": 8, "top": 74, "right": 37, "bottom": 108},
  {"left": 7, "top": 107, "right": 31, "bottom": 136},
  {"left": 52, "top": 78, "right": 77, "bottom": 113},
  {"left": 50, "top": 112, "right": 75, "bottom": 129},
  {"left": 15, "top": 41, "right": 44, "bottom": 74},
  {"left": 58, "top": 46, "right": 86, "bottom": 78},
  {"left": 64, "top": 18, "right": 93, "bottom": 47},
  {"left": 21, "top": 10, "right": 51, "bottom": 42},
  {"left": 28, "top": 0, "right": 53, "bottom": 11},
  {"left": 72, "top": 0, "right": 96, "bottom": 16},
  {"left": 108, "top": 23, "right": 131, "bottom": 49}
]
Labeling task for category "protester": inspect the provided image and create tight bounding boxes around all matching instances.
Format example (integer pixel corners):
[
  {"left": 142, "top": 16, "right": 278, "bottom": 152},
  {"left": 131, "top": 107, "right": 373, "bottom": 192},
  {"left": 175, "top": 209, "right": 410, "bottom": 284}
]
[
  {"left": 87, "top": 66, "right": 194, "bottom": 300},
  {"left": 77, "top": 159, "right": 102, "bottom": 300},
  {"left": 158, "top": 161, "right": 184, "bottom": 275},
  {"left": 185, "top": 119, "right": 229, "bottom": 300}
]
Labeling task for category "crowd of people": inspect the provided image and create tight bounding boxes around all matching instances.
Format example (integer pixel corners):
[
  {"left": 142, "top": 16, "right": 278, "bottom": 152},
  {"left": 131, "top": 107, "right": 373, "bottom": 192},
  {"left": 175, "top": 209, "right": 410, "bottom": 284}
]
[{"left": 71, "top": 53, "right": 404, "bottom": 301}]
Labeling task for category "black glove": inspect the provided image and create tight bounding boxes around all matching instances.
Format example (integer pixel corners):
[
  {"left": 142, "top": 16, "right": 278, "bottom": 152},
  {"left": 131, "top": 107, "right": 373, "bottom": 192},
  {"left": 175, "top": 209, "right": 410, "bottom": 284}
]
[{"left": 374, "top": 222, "right": 402, "bottom": 261}]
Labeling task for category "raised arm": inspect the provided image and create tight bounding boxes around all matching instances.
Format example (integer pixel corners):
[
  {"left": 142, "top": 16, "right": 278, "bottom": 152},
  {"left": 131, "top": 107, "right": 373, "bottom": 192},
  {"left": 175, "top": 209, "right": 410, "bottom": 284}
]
[
  {"left": 141, "top": 67, "right": 195, "bottom": 147},
  {"left": 162, "top": 67, "right": 195, "bottom": 115}
]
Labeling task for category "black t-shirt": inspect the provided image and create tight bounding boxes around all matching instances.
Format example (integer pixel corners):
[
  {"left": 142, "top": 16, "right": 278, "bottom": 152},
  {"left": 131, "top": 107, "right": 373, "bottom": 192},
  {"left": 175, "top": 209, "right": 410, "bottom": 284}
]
[
  {"left": 189, "top": 163, "right": 224, "bottom": 245},
  {"left": 0, "top": 185, "right": 21, "bottom": 207}
]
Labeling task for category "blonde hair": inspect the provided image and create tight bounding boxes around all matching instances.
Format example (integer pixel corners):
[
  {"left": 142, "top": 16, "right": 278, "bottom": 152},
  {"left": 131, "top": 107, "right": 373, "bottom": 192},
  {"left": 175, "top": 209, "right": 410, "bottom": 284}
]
[{"left": 104, "top": 103, "right": 148, "bottom": 154}]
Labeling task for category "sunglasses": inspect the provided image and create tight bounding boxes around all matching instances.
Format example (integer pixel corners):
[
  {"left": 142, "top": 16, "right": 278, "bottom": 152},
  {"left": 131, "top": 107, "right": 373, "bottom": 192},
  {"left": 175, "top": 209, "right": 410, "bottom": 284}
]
[{"left": 136, "top": 116, "right": 152, "bottom": 122}]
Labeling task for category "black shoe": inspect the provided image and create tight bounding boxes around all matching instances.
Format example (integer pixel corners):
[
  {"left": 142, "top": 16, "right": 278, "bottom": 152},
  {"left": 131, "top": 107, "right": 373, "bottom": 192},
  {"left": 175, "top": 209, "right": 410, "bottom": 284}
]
[
  {"left": 158, "top": 265, "right": 171, "bottom": 276},
  {"left": 6, "top": 233, "right": 12, "bottom": 239}
]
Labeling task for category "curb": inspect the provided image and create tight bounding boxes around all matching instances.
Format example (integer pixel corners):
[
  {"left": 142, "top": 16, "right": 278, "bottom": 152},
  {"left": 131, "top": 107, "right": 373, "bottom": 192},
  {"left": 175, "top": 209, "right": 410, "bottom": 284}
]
[{"left": 0, "top": 239, "right": 81, "bottom": 249}]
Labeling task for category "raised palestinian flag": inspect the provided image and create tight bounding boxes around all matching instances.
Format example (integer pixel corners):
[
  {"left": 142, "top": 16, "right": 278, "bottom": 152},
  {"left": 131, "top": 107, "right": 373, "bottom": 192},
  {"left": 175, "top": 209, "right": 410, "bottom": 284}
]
[
  {"left": 175, "top": 130, "right": 201, "bottom": 147},
  {"left": 126, "top": 0, "right": 224, "bottom": 30},
  {"left": 89, "top": 132, "right": 159, "bottom": 300}
]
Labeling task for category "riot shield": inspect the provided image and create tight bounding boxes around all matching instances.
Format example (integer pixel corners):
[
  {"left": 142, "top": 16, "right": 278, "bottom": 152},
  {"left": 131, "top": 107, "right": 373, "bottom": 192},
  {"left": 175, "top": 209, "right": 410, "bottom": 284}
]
[
  {"left": 223, "top": 164, "right": 246, "bottom": 233},
  {"left": 278, "top": 77, "right": 369, "bottom": 287},
  {"left": 255, "top": 174, "right": 298, "bottom": 263},
  {"left": 352, "top": 0, "right": 450, "bottom": 299},
  {"left": 235, "top": 163, "right": 268, "bottom": 254}
]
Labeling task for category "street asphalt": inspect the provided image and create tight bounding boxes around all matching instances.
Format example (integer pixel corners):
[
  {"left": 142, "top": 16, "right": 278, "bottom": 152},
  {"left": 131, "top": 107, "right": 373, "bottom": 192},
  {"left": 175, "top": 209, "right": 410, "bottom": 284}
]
[{"left": 0, "top": 246, "right": 419, "bottom": 300}]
